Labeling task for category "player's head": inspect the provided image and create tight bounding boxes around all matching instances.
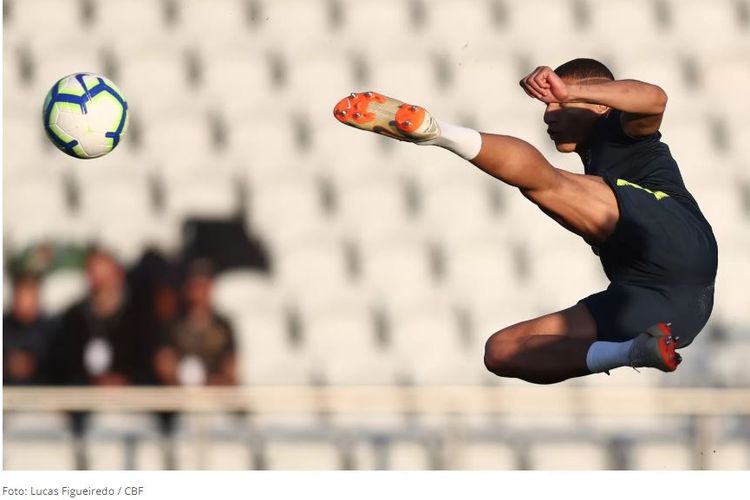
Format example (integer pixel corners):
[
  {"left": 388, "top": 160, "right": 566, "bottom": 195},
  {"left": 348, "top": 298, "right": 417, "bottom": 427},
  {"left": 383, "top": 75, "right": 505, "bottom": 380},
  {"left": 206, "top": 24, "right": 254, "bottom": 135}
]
[{"left": 544, "top": 58, "right": 614, "bottom": 153}]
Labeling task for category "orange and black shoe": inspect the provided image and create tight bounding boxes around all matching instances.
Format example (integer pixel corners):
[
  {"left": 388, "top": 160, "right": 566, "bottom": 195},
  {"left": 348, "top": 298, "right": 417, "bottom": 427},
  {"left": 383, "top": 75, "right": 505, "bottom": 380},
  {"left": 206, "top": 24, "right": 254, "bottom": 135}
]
[
  {"left": 333, "top": 91, "right": 440, "bottom": 143},
  {"left": 628, "top": 322, "right": 682, "bottom": 372}
]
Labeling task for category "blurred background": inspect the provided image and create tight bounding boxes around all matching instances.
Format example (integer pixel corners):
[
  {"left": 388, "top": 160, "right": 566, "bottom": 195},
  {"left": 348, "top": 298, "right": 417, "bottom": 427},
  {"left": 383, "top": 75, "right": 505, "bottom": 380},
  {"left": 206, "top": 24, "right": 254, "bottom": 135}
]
[{"left": 3, "top": 0, "right": 750, "bottom": 470}]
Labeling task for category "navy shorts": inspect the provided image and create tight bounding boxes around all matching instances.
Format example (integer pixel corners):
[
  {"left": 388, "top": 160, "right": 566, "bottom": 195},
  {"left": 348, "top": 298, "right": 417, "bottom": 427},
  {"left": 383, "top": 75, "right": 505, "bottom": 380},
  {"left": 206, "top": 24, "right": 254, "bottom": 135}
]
[{"left": 580, "top": 177, "right": 717, "bottom": 346}]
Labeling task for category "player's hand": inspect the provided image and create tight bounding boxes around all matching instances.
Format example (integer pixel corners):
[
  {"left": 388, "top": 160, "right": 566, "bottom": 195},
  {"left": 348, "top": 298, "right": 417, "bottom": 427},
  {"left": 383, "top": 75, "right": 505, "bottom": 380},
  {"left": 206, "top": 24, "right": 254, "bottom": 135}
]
[{"left": 519, "top": 66, "right": 569, "bottom": 104}]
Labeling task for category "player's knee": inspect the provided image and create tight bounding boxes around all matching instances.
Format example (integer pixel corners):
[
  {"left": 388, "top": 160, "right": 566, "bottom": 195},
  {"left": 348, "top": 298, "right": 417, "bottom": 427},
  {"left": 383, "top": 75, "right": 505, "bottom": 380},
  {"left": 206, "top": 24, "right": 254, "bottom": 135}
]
[{"left": 483, "top": 330, "right": 523, "bottom": 378}]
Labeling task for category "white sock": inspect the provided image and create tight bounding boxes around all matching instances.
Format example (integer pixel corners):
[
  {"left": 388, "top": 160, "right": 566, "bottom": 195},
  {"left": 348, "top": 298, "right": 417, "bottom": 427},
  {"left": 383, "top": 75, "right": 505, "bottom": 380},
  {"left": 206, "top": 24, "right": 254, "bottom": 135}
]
[
  {"left": 585, "top": 339, "right": 635, "bottom": 374},
  {"left": 421, "top": 121, "right": 483, "bottom": 161}
]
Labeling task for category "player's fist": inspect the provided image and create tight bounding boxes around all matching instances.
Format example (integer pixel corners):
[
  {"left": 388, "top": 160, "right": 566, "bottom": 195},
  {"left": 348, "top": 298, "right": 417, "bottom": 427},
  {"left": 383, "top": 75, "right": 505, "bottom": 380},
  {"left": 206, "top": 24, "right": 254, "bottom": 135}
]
[{"left": 519, "top": 66, "right": 569, "bottom": 104}]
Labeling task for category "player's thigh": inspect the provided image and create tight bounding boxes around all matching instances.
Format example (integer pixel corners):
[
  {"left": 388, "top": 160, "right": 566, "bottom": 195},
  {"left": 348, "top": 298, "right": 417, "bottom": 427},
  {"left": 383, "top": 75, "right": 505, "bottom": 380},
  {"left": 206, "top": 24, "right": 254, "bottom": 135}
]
[
  {"left": 523, "top": 169, "right": 619, "bottom": 245},
  {"left": 487, "top": 302, "right": 598, "bottom": 346}
]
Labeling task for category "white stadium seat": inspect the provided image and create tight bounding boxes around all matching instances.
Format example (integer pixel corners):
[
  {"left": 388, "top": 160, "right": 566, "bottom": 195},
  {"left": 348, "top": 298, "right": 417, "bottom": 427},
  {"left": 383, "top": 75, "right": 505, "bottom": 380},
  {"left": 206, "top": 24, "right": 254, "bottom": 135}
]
[
  {"left": 263, "top": 440, "right": 343, "bottom": 470},
  {"left": 199, "top": 50, "right": 275, "bottom": 110},
  {"left": 584, "top": 0, "right": 663, "bottom": 52},
  {"left": 389, "top": 304, "right": 478, "bottom": 384},
  {"left": 662, "top": 0, "right": 745, "bottom": 53},
  {"left": 526, "top": 239, "right": 609, "bottom": 312},
  {"left": 503, "top": 0, "right": 582, "bottom": 51},
  {"left": 28, "top": 43, "right": 105, "bottom": 104},
  {"left": 529, "top": 441, "right": 610, "bottom": 470},
  {"left": 41, "top": 269, "right": 86, "bottom": 314},
  {"left": 134, "top": 440, "right": 167, "bottom": 470},
  {"left": 449, "top": 442, "right": 518, "bottom": 470},
  {"left": 174, "top": 0, "right": 253, "bottom": 49},
  {"left": 630, "top": 441, "right": 694, "bottom": 470},
  {"left": 418, "top": 181, "right": 500, "bottom": 244},
  {"left": 202, "top": 441, "right": 254, "bottom": 470},
  {"left": 705, "top": 442, "right": 750, "bottom": 470},
  {"left": 175, "top": 437, "right": 255, "bottom": 470},
  {"left": 302, "top": 302, "right": 397, "bottom": 385},
  {"left": 162, "top": 168, "right": 240, "bottom": 221},
  {"left": 334, "top": 173, "right": 413, "bottom": 243},
  {"left": 385, "top": 440, "right": 434, "bottom": 470},
  {"left": 3, "top": 440, "right": 77, "bottom": 470},
  {"left": 89, "top": 0, "right": 169, "bottom": 49},
  {"left": 233, "top": 310, "right": 313, "bottom": 386},
  {"left": 714, "top": 241, "right": 750, "bottom": 331},
  {"left": 4, "top": 0, "right": 86, "bottom": 49},
  {"left": 141, "top": 114, "right": 218, "bottom": 168},
  {"left": 212, "top": 270, "right": 279, "bottom": 317},
  {"left": 426, "top": 0, "right": 504, "bottom": 51},
  {"left": 698, "top": 54, "right": 750, "bottom": 114},
  {"left": 358, "top": 232, "right": 435, "bottom": 304},
  {"left": 712, "top": 342, "right": 750, "bottom": 387},
  {"left": 615, "top": 54, "right": 694, "bottom": 107},
  {"left": 367, "top": 52, "right": 442, "bottom": 108},
  {"left": 272, "top": 235, "right": 350, "bottom": 293},
  {"left": 443, "top": 235, "right": 520, "bottom": 309},
  {"left": 254, "top": 0, "right": 334, "bottom": 49},
  {"left": 3, "top": 412, "right": 72, "bottom": 437},
  {"left": 336, "top": 0, "right": 414, "bottom": 51},
  {"left": 3, "top": 172, "right": 74, "bottom": 250},
  {"left": 449, "top": 54, "right": 522, "bottom": 113},
  {"left": 86, "top": 440, "right": 130, "bottom": 470},
  {"left": 115, "top": 45, "right": 192, "bottom": 120}
]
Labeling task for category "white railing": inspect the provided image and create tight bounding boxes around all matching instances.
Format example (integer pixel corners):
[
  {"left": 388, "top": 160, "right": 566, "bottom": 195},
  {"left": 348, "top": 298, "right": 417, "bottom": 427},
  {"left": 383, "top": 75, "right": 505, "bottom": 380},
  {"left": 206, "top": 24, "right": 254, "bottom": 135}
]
[{"left": 5, "top": 386, "right": 750, "bottom": 414}]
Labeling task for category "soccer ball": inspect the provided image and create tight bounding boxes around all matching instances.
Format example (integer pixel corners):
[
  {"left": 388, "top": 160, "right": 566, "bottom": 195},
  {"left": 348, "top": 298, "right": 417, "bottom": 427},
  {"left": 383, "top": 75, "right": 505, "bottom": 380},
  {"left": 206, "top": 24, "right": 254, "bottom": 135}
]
[{"left": 42, "top": 73, "right": 129, "bottom": 159}]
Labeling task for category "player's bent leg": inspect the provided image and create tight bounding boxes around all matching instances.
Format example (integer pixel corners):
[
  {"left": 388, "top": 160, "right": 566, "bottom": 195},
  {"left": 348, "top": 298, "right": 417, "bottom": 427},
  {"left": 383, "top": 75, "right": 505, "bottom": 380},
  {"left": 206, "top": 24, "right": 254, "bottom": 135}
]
[
  {"left": 484, "top": 302, "right": 683, "bottom": 384},
  {"left": 483, "top": 303, "right": 598, "bottom": 384}
]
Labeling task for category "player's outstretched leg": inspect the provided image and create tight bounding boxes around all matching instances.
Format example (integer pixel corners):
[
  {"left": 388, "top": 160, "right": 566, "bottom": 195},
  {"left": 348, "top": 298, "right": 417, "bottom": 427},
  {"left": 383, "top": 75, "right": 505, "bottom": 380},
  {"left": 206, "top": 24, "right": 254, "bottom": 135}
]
[{"left": 334, "top": 91, "right": 618, "bottom": 245}]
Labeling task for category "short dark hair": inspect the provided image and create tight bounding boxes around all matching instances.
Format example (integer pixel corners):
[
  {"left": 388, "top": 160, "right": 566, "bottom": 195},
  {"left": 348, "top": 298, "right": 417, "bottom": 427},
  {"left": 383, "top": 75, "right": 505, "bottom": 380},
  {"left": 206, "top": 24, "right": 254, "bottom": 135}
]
[{"left": 554, "top": 58, "right": 614, "bottom": 82}]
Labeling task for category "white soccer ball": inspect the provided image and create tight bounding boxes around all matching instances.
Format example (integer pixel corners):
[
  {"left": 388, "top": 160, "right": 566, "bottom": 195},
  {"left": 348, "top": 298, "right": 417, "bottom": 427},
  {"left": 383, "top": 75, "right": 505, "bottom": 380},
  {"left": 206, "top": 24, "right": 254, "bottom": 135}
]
[{"left": 42, "top": 73, "right": 129, "bottom": 159}]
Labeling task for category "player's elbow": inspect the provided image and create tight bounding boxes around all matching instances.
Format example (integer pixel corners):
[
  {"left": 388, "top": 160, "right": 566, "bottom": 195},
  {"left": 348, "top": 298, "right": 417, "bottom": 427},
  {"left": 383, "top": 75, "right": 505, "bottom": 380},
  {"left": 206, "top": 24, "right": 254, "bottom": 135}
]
[{"left": 653, "top": 85, "right": 668, "bottom": 113}]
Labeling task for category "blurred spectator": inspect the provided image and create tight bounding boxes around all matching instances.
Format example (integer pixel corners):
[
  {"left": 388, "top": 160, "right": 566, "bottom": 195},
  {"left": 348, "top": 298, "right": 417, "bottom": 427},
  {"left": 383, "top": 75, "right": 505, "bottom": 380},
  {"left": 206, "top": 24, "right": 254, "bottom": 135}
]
[
  {"left": 126, "top": 249, "right": 182, "bottom": 385},
  {"left": 154, "top": 259, "right": 237, "bottom": 386},
  {"left": 51, "top": 247, "right": 151, "bottom": 386},
  {"left": 3, "top": 273, "right": 58, "bottom": 385}
]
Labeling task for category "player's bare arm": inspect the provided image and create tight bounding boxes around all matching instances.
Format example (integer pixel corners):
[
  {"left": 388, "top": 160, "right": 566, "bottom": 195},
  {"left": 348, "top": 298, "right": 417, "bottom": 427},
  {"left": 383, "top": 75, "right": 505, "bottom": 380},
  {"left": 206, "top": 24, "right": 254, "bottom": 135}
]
[{"left": 520, "top": 65, "right": 667, "bottom": 137}]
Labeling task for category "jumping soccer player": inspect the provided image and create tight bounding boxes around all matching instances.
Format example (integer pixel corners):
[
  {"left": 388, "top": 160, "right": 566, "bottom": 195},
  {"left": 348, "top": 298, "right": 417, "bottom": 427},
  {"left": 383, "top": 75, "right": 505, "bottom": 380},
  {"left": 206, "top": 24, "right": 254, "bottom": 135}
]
[{"left": 333, "top": 58, "right": 717, "bottom": 384}]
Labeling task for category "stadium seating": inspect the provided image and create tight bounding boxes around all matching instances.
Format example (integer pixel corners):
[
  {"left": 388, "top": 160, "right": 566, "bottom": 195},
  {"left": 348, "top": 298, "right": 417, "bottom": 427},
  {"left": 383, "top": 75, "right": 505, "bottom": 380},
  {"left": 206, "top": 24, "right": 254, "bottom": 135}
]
[
  {"left": 40, "top": 269, "right": 87, "bottom": 314},
  {"left": 4, "top": 0, "right": 750, "bottom": 472},
  {"left": 629, "top": 440, "right": 695, "bottom": 470},
  {"left": 449, "top": 441, "right": 518, "bottom": 470},
  {"left": 528, "top": 441, "right": 610, "bottom": 470},
  {"left": 3, "top": 439, "right": 77, "bottom": 470},
  {"left": 384, "top": 440, "right": 435, "bottom": 470},
  {"left": 263, "top": 440, "right": 344, "bottom": 470},
  {"left": 705, "top": 441, "right": 750, "bottom": 470}
]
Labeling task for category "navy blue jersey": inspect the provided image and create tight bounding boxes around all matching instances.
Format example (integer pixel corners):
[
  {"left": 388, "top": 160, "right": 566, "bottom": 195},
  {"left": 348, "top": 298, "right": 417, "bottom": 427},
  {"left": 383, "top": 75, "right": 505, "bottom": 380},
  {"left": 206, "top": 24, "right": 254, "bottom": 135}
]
[
  {"left": 586, "top": 110, "right": 701, "bottom": 214},
  {"left": 584, "top": 110, "right": 718, "bottom": 287},
  {"left": 579, "top": 110, "right": 718, "bottom": 344}
]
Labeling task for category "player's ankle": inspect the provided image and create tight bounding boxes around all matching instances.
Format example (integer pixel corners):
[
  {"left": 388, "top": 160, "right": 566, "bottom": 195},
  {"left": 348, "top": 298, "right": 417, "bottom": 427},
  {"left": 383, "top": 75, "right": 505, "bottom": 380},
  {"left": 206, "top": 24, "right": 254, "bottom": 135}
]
[
  {"left": 586, "top": 339, "right": 634, "bottom": 374},
  {"left": 422, "top": 121, "right": 482, "bottom": 161}
]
